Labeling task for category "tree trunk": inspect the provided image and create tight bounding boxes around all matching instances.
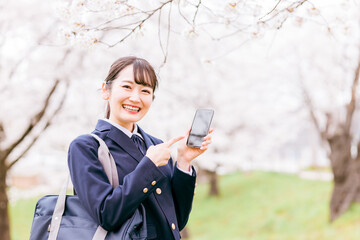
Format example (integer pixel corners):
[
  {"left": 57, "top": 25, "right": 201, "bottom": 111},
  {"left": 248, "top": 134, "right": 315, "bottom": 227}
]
[
  {"left": 328, "top": 130, "right": 360, "bottom": 222},
  {"left": 0, "top": 164, "right": 10, "bottom": 240},
  {"left": 205, "top": 170, "right": 220, "bottom": 197}
]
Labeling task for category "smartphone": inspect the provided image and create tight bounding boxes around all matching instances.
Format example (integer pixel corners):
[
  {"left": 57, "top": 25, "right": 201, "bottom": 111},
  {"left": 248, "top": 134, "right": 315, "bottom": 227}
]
[{"left": 186, "top": 108, "right": 214, "bottom": 148}]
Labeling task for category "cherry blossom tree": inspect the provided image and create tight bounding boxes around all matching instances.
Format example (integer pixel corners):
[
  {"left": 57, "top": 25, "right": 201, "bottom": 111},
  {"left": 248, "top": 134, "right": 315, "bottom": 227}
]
[
  {"left": 259, "top": 0, "right": 360, "bottom": 221},
  {"left": 0, "top": 1, "right": 87, "bottom": 239},
  {"left": 4, "top": 0, "right": 358, "bottom": 239}
]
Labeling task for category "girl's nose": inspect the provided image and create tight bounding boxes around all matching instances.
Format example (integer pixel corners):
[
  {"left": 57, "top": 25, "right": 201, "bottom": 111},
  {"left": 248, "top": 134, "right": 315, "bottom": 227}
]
[{"left": 129, "top": 91, "right": 141, "bottom": 102}]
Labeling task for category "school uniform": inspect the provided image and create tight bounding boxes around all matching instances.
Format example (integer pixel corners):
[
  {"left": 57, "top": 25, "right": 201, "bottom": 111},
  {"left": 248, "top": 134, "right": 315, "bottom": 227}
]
[{"left": 68, "top": 119, "right": 196, "bottom": 240}]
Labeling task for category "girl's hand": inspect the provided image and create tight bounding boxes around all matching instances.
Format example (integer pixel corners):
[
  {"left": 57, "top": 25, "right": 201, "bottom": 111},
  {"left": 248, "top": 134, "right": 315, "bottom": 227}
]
[
  {"left": 146, "top": 136, "right": 184, "bottom": 167},
  {"left": 177, "top": 128, "right": 214, "bottom": 172}
]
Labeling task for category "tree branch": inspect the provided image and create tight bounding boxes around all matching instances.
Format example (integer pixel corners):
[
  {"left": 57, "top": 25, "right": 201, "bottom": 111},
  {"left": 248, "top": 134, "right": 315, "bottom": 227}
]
[
  {"left": 297, "top": 62, "right": 334, "bottom": 159},
  {"left": 259, "top": 0, "right": 283, "bottom": 21},
  {"left": 84, "top": 2, "right": 156, "bottom": 29},
  {"left": 344, "top": 52, "right": 360, "bottom": 132},
  {"left": 96, "top": 19, "right": 147, "bottom": 31},
  {"left": 259, "top": 0, "right": 308, "bottom": 24},
  {"left": 177, "top": 1, "right": 192, "bottom": 26},
  {"left": 6, "top": 79, "right": 70, "bottom": 170},
  {"left": 298, "top": 70, "right": 327, "bottom": 141},
  {"left": 0, "top": 122, "right": 5, "bottom": 143},
  {"left": 158, "top": 1, "right": 172, "bottom": 69},
  {"left": 0, "top": 48, "right": 72, "bottom": 165},
  {"left": 188, "top": 0, "right": 307, "bottom": 42},
  {"left": 0, "top": 79, "right": 60, "bottom": 165},
  {"left": 98, "top": 0, "right": 173, "bottom": 47},
  {"left": 192, "top": 0, "right": 202, "bottom": 26}
]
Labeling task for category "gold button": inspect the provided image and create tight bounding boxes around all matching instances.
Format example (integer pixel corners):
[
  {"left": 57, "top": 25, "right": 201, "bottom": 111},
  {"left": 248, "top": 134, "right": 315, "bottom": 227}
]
[
  {"left": 143, "top": 188, "right": 148, "bottom": 193},
  {"left": 156, "top": 188, "right": 162, "bottom": 195},
  {"left": 152, "top": 181, "right": 156, "bottom": 186},
  {"left": 171, "top": 223, "right": 176, "bottom": 230}
]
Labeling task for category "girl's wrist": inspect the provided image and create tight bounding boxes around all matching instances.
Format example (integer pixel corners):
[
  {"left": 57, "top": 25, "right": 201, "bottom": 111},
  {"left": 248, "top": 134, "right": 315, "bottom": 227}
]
[{"left": 177, "top": 160, "right": 191, "bottom": 172}]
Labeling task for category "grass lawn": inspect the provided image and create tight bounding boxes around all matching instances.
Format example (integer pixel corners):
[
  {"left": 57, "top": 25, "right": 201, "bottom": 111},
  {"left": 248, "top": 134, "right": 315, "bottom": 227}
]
[
  {"left": 9, "top": 197, "right": 39, "bottom": 240},
  {"left": 9, "top": 171, "right": 360, "bottom": 239},
  {"left": 187, "top": 171, "right": 360, "bottom": 240}
]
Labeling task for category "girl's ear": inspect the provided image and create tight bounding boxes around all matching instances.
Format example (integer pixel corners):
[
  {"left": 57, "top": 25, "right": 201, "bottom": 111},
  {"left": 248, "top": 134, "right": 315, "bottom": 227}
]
[{"left": 102, "top": 82, "right": 110, "bottom": 100}]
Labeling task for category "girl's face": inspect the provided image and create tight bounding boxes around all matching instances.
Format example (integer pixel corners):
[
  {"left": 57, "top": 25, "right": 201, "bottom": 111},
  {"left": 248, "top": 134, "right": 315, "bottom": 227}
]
[{"left": 102, "top": 64, "right": 154, "bottom": 131}]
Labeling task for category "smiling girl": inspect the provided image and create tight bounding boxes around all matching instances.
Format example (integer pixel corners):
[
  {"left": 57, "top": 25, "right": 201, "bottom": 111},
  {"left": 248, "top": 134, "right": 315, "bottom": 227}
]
[{"left": 67, "top": 56, "right": 212, "bottom": 240}]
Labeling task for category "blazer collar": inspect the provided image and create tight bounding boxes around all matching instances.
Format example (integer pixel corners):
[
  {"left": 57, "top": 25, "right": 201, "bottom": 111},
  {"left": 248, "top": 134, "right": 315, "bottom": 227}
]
[
  {"left": 95, "top": 120, "right": 154, "bottom": 162},
  {"left": 95, "top": 119, "right": 112, "bottom": 132},
  {"left": 137, "top": 125, "right": 155, "bottom": 149}
]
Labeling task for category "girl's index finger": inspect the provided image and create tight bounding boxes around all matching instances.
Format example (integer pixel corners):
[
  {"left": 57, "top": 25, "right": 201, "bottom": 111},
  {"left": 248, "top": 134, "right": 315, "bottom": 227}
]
[{"left": 164, "top": 135, "right": 185, "bottom": 148}]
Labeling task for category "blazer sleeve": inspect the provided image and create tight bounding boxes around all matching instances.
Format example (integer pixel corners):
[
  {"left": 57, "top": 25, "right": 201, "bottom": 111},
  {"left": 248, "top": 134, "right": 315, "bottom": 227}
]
[
  {"left": 171, "top": 162, "right": 197, "bottom": 231},
  {"left": 68, "top": 134, "right": 167, "bottom": 231}
]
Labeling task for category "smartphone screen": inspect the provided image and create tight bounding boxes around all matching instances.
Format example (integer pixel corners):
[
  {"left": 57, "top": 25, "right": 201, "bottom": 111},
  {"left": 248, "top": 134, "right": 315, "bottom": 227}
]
[{"left": 186, "top": 109, "right": 214, "bottom": 148}]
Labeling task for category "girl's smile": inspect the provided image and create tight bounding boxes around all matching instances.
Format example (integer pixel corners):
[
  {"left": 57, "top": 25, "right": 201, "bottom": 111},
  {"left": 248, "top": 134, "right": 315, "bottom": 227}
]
[{"left": 122, "top": 104, "right": 140, "bottom": 113}]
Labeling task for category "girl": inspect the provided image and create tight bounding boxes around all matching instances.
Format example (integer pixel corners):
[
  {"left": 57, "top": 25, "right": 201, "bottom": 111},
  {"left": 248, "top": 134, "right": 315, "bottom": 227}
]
[{"left": 68, "top": 56, "right": 213, "bottom": 240}]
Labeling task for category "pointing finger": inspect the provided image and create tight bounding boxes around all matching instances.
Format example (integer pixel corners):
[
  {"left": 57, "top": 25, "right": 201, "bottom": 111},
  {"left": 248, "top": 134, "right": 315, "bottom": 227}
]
[{"left": 164, "top": 135, "right": 185, "bottom": 147}]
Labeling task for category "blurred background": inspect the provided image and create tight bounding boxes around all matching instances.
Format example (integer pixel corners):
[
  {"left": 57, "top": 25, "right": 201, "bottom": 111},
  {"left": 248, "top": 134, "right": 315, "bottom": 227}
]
[{"left": 1, "top": 0, "right": 360, "bottom": 239}]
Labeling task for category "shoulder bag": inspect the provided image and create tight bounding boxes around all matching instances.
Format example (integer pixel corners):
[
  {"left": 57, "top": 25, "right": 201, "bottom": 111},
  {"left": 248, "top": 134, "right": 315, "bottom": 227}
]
[{"left": 29, "top": 134, "right": 147, "bottom": 240}]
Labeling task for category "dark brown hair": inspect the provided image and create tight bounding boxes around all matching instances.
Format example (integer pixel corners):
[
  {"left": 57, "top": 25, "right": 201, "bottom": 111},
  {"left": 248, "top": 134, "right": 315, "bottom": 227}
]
[{"left": 104, "top": 56, "right": 158, "bottom": 118}]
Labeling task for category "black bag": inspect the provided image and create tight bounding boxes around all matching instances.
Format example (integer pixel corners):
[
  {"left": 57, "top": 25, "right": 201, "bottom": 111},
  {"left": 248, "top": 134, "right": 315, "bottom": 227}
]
[{"left": 29, "top": 134, "right": 147, "bottom": 240}]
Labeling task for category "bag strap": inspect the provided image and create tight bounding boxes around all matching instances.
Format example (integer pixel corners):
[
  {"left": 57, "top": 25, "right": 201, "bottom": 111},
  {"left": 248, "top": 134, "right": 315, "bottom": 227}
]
[
  {"left": 48, "top": 134, "right": 118, "bottom": 240},
  {"left": 90, "top": 133, "right": 119, "bottom": 187},
  {"left": 47, "top": 175, "right": 69, "bottom": 240},
  {"left": 90, "top": 134, "right": 117, "bottom": 240}
]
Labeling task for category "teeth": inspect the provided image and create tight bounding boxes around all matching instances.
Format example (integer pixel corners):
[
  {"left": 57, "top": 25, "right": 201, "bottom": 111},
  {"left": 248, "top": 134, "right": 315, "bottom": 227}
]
[{"left": 123, "top": 105, "right": 140, "bottom": 112}]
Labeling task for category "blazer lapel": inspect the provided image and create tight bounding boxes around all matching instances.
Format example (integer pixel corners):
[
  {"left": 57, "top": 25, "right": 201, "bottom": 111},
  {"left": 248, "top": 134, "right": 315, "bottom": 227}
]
[{"left": 95, "top": 120, "right": 143, "bottom": 162}]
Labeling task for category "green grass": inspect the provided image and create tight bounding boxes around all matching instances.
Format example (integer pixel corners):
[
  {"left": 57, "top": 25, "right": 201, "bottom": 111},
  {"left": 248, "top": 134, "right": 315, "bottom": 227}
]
[
  {"left": 9, "top": 171, "right": 360, "bottom": 239},
  {"left": 9, "top": 197, "right": 39, "bottom": 240},
  {"left": 187, "top": 172, "right": 360, "bottom": 240}
]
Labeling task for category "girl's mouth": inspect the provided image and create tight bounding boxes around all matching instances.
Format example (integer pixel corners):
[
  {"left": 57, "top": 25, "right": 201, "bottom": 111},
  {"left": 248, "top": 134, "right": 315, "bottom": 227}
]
[{"left": 123, "top": 104, "right": 140, "bottom": 112}]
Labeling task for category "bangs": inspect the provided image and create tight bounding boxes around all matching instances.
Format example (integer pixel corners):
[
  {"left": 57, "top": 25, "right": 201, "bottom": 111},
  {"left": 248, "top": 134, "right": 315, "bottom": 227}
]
[{"left": 133, "top": 59, "right": 157, "bottom": 90}]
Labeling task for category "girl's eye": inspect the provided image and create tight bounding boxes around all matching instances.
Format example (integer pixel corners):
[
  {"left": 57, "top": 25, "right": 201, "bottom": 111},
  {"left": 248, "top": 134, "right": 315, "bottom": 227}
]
[
  {"left": 142, "top": 89, "right": 152, "bottom": 94},
  {"left": 122, "top": 85, "right": 131, "bottom": 89}
]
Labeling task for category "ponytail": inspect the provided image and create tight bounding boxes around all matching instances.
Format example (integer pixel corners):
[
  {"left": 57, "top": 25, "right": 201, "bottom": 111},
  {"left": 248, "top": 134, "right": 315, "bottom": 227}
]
[{"left": 105, "top": 102, "right": 110, "bottom": 119}]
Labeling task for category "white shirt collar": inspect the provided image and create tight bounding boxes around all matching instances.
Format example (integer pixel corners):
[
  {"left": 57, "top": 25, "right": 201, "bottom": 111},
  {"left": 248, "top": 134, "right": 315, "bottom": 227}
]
[{"left": 103, "top": 119, "right": 142, "bottom": 139}]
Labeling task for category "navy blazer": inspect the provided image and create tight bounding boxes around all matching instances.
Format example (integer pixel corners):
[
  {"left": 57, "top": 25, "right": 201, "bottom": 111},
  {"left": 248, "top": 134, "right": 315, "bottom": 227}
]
[{"left": 68, "top": 120, "right": 196, "bottom": 240}]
